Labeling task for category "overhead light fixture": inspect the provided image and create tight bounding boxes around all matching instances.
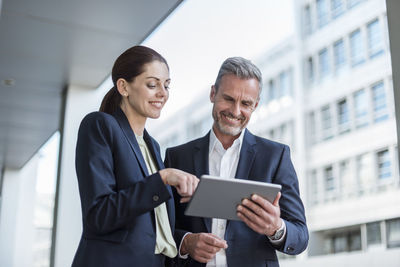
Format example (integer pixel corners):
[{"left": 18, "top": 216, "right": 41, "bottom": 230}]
[{"left": 2, "top": 79, "right": 15, "bottom": 87}]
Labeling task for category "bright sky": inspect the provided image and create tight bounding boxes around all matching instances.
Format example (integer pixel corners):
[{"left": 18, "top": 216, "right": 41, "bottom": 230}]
[
  {"left": 36, "top": 0, "right": 294, "bottom": 193},
  {"left": 143, "top": 0, "right": 295, "bottom": 123}
]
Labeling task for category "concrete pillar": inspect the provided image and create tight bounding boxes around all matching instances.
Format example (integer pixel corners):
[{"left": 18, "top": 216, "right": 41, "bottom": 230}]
[
  {"left": 386, "top": 0, "right": 400, "bottom": 166},
  {"left": 0, "top": 155, "right": 39, "bottom": 267},
  {"left": 53, "top": 81, "right": 110, "bottom": 267}
]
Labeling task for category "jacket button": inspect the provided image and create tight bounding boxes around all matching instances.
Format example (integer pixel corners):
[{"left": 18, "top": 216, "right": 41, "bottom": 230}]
[
  {"left": 287, "top": 246, "right": 294, "bottom": 252},
  {"left": 153, "top": 195, "right": 159, "bottom": 202}
]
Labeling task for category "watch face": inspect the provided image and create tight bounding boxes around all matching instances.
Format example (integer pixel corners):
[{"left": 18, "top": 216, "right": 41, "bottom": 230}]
[{"left": 272, "top": 229, "right": 284, "bottom": 240}]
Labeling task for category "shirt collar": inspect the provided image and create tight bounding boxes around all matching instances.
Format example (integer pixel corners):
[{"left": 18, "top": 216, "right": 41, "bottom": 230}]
[{"left": 209, "top": 127, "right": 245, "bottom": 155}]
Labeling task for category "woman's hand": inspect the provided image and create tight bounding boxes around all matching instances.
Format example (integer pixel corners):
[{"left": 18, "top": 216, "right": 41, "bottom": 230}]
[{"left": 159, "top": 168, "right": 199, "bottom": 203}]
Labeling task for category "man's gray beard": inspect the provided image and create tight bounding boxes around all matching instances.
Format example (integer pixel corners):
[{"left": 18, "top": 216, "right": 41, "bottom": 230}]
[
  {"left": 212, "top": 108, "right": 245, "bottom": 136},
  {"left": 214, "top": 118, "right": 243, "bottom": 137}
]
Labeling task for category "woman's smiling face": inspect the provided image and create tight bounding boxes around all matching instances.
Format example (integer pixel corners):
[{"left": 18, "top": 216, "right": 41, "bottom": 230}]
[{"left": 120, "top": 60, "right": 170, "bottom": 121}]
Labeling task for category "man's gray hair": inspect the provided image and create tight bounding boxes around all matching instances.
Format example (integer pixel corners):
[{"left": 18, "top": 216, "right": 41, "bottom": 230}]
[{"left": 214, "top": 57, "right": 263, "bottom": 95}]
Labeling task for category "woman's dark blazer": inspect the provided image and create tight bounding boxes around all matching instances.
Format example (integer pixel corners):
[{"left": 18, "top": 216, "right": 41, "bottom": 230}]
[{"left": 72, "top": 108, "right": 175, "bottom": 267}]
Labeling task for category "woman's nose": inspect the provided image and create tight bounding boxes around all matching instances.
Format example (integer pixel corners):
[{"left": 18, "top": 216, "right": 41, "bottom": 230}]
[{"left": 156, "top": 85, "right": 168, "bottom": 97}]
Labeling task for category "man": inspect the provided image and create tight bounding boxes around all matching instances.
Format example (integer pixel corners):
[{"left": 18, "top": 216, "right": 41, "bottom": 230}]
[{"left": 164, "top": 57, "right": 308, "bottom": 267}]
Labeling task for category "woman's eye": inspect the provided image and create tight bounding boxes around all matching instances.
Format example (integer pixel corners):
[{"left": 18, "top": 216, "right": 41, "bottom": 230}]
[{"left": 147, "top": 84, "right": 156, "bottom": 88}]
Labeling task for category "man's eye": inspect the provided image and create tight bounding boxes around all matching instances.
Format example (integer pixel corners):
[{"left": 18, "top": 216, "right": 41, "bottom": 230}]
[{"left": 148, "top": 84, "right": 156, "bottom": 88}]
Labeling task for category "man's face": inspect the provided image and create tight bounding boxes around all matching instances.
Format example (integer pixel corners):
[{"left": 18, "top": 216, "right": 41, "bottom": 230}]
[{"left": 210, "top": 74, "right": 259, "bottom": 138}]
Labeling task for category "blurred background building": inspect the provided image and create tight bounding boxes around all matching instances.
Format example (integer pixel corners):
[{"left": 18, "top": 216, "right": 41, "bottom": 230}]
[
  {"left": 1, "top": 0, "right": 400, "bottom": 266},
  {"left": 151, "top": 0, "right": 400, "bottom": 266}
]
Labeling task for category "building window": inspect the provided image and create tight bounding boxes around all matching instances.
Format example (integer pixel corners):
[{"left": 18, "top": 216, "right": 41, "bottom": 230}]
[
  {"left": 269, "top": 129, "right": 275, "bottom": 140},
  {"left": 309, "top": 170, "right": 319, "bottom": 206},
  {"left": 304, "top": 4, "right": 313, "bottom": 35},
  {"left": 319, "top": 48, "right": 330, "bottom": 79},
  {"left": 372, "top": 81, "right": 389, "bottom": 122},
  {"left": 331, "top": 0, "right": 345, "bottom": 19},
  {"left": 367, "top": 222, "right": 382, "bottom": 246},
  {"left": 279, "top": 123, "right": 288, "bottom": 144},
  {"left": 348, "top": 0, "right": 365, "bottom": 9},
  {"left": 339, "top": 160, "right": 351, "bottom": 198},
  {"left": 330, "top": 229, "right": 362, "bottom": 254},
  {"left": 367, "top": 19, "right": 384, "bottom": 58},
  {"left": 333, "top": 39, "right": 346, "bottom": 72},
  {"left": 356, "top": 153, "right": 373, "bottom": 195},
  {"left": 260, "top": 81, "right": 268, "bottom": 105},
  {"left": 333, "top": 235, "right": 348, "bottom": 253},
  {"left": 353, "top": 89, "right": 369, "bottom": 128},
  {"left": 324, "top": 166, "right": 335, "bottom": 200},
  {"left": 377, "top": 149, "right": 391, "bottom": 179},
  {"left": 350, "top": 29, "right": 365, "bottom": 66},
  {"left": 387, "top": 218, "right": 400, "bottom": 248},
  {"left": 348, "top": 230, "right": 362, "bottom": 251},
  {"left": 337, "top": 99, "right": 350, "bottom": 134},
  {"left": 307, "top": 56, "right": 315, "bottom": 83},
  {"left": 321, "top": 105, "right": 333, "bottom": 140},
  {"left": 279, "top": 70, "right": 290, "bottom": 97},
  {"left": 308, "top": 112, "right": 317, "bottom": 145},
  {"left": 268, "top": 79, "right": 276, "bottom": 102},
  {"left": 277, "top": 123, "right": 286, "bottom": 143},
  {"left": 317, "top": 0, "right": 330, "bottom": 28}
]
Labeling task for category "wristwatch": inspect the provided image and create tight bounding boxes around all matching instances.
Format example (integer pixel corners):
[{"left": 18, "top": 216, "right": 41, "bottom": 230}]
[{"left": 268, "top": 221, "right": 286, "bottom": 241}]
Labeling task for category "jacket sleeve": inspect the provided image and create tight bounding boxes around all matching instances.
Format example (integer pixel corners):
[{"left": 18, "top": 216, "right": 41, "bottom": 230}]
[
  {"left": 164, "top": 148, "right": 189, "bottom": 246},
  {"left": 75, "top": 113, "right": 171, "bottom": 235},
  {"left": 272, "top": 145, "right": 309, "bottom": 255}
]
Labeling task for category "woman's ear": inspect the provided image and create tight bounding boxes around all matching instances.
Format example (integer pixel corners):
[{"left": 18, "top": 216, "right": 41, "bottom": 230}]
[{"left": 116, "top": 78, "right": 128, "bottom": 97}]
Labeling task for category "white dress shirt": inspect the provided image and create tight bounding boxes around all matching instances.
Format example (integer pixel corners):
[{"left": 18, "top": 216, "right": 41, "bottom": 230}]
[{"left": 207, "top": 129, "right": 245, "bottom": 267}]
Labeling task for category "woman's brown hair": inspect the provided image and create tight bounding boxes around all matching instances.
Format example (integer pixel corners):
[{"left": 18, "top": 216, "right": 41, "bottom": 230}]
[{"left": 99, "top": 45, "right": 169, "bottom": 114}]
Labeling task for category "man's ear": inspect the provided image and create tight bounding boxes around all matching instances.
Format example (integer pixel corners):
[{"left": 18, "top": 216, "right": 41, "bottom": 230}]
[
  {"left": 210, "top": 85, "right": 216, "bottom": 103},
  {"left": 254, "top": 100, "right": 259, "bottom": 110}
]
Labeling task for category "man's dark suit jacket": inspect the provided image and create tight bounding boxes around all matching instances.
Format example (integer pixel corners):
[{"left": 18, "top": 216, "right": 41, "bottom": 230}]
[
  {"left": 72, "top": 108, "right": 175, "bottom": 267},
  {"left": 164, "top": 129, "right": 308, "bottom": 267}
]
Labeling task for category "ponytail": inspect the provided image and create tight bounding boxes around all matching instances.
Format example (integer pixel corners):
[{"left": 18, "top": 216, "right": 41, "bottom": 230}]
[{"left": 99, "top": 86, "right": 121, "bottom": 114}]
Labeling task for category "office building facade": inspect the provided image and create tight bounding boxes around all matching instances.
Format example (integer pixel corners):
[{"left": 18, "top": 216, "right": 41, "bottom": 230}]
[{"left": 150, "top": 0, "right": 400, "bottom": 266}]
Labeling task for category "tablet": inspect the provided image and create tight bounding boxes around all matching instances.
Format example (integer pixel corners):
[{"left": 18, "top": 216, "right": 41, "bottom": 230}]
[{"left": 184, "top": 175, "right": 282, "bottom": 221}]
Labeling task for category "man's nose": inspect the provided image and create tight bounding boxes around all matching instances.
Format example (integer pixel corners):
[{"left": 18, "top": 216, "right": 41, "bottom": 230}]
[{"left": 231, "top": 102, "right": 241, "bottom": 117}]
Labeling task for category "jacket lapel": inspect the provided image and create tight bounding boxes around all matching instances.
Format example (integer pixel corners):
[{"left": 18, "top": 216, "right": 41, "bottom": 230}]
[
  {"left": 235, "top": 129, "right": 257, "bottom": 181},
  {"left": 143, "top": 130, "right": 175, "bottom": 228},
  {"left": 226, "top": 129, "right": 257, "bottom": 234},
  {"left": 143, "top": 129, "right": 172, "bottom": 197},
  {"left": 113, "top": 108, "right": 149, "bottom": 177},
  {"left": 193, "top": 132, "right": 210, "bottom": 177},
  {"left": 143, "top": 130, "right": 165, "bottom": 174},
  {"left": 194, "top": 132, "right": 212, "bottom": 232}
]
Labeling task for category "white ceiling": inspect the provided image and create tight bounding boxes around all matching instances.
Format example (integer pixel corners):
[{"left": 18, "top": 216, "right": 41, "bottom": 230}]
[{"left": 0, "top": 0, "right": 183, "bottom": 169}]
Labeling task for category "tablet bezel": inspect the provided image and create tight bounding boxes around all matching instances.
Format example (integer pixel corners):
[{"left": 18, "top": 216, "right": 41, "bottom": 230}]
[{"left": 184, "top": 175, "right": 282, "bottom": 221}]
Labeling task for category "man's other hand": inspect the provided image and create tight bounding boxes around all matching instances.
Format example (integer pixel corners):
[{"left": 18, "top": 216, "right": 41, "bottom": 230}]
[
  {"left": 236, "top": 192, "right": 282, "bottom": 236},
  {"left": 181, "top": 233, "right": 228, "bottom": 263}
]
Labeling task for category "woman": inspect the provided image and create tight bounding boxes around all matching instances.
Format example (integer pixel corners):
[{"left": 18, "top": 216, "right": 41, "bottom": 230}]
[{"left": 72, "top": 45, "right": 198, "bottom": 267}]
